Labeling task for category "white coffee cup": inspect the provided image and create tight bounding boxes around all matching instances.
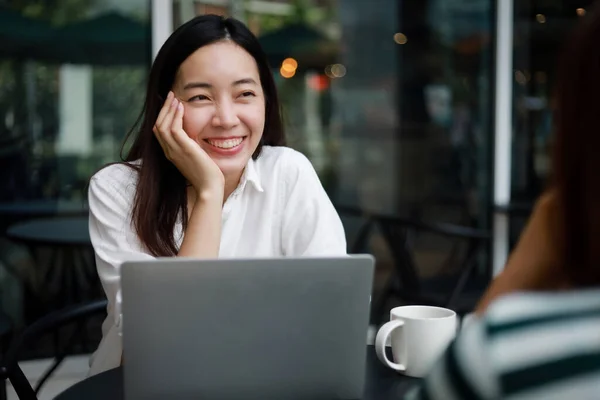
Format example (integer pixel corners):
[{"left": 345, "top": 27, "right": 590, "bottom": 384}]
[{"left": 375, "top": 305, "right": 457, "bottom": 378}]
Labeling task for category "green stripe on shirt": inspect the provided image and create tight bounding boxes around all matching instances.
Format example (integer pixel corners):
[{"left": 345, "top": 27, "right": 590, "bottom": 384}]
[
  {"left": 501, "top": 352, "right": 600, "bottom": 396},
  {"left": 445, "top": 341, "right": 484, "bottom": 400},
  {"left": 403, "top": 289, "right": 600, "bottom": 400},
  {"left": 487, "top": 308, "right": 600, "bottom": 337}
]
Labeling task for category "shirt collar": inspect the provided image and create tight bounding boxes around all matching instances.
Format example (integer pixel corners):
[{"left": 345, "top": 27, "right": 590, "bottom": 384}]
[{"left": 239, "top": 157, "right": 264, "bottom": 193}]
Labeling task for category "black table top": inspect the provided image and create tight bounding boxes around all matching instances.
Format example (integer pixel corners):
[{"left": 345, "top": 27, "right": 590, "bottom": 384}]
[
  {"left": 54, "top": 346, "right": 420, "bottom": 400},
  {"left": 6, "top": 216, "right": 91, "bottom": 246}
]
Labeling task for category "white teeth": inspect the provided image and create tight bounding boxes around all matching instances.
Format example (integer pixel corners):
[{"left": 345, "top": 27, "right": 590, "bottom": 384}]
[{"left": 207, "top": 137, "right": 243, "bottom": 149}]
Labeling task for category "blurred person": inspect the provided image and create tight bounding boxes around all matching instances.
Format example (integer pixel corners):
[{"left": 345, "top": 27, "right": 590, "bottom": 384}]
[
  {"left": 406, "top": 3, "right": 600, "bottom": 399},
  {"left": 87, "top": 15, "right": 346, "bottom": 375}
]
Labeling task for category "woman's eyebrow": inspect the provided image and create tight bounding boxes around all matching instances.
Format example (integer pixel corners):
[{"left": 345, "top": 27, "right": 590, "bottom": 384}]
[
  {"left": 182, "top": 78, "right": 257, "bottom": 91},
  {"left": 232, "top": 78, "right": 257, "bottom": 86},
  {"left": 183, "top": 82, "right": 211, "bottom": 90}
]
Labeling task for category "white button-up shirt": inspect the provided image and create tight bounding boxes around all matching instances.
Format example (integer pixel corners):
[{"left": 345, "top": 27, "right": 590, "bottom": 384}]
[{"left": 87, "top": 146, "right": 347, "bottom": 375}]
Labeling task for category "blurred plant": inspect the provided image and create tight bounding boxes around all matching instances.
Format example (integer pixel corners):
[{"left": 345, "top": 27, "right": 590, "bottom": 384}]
[
  {"left": 286, "top": 0, "right": 309, "bottom": 24},
  {"left": 92, "top": 66, "right": 146, "bottom": 160},
  {"left": 0, "top": 0, "right": 148, "bottom": 199},
  {"left": 252, "top": 0, "right": 332, "bottom": 35},
  {"left": 8, "top": 0, "right": 97, "bottom": 25}
]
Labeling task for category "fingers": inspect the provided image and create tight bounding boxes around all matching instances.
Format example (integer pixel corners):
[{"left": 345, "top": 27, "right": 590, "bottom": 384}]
[
  {"left": 153, "top": 125, "right": 168, "bottom": 155},
  {"left": 171, "top": 101, "right": 190, "bottom": 147},
  {"left": 153, "top": 91, "right": 174, "bottom": 153},
  {"left": 158, "top": 96, "right": 179, "bottom": 138},
  {"left": 155, "top": 91, "right": 174, "bottom": 128},
  {"left": 154, "top": 94, "right": 181, "bottom": 157}
]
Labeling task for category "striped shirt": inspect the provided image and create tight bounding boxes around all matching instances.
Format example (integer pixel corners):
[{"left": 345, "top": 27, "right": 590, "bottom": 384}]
[{"left": 405, "top": 289, "right": 600, "bottom": 400}]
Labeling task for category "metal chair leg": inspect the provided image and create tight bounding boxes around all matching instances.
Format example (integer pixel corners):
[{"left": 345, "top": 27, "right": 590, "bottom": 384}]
[
  {"left": 370, "top": 276, "right": 395, "bottom": 325},
  {"left": 0, "top": 379, "right": 7, "bottom": 400}
]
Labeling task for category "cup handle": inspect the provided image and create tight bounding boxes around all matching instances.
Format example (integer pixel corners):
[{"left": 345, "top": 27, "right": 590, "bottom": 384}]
[{"left": 375, "top": 319, "right": 406, "bottom": 372}]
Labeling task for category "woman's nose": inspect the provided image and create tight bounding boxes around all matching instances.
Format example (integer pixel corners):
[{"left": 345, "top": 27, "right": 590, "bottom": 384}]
[{"left": 212, "top": 101, "right": 239, "bottom": 129}]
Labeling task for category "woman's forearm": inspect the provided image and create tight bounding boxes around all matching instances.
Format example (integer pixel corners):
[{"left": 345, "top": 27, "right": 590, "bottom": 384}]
[
  {"left": 475, "top": 259, "right": 566, "bottom": 315},
  {"left": 474, "top": 267, "right": 530, "bottom": 315},
  {"left": 475, "top": 192, "right": 562, "bottom": 315},
  {"left": 178, "top": 190, "right": 223, "bottom": 258}
]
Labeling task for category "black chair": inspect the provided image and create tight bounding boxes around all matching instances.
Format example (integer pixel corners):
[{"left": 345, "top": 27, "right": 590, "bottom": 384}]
[
  {"left": 0, "top": 311, "right": 12, "bottom": 351},
  {"left": 0, "top": 310, "right": 13, "bottom": 400},
  {"left": 0, "top": 299, "right": 107, "bottom": 400},
  {"left": 373, "top": 215, "right": 491, "bottom": 321},
  {"left": 337, "top": 206, "right": 491, "bottom": 324},
  {"left": 0, "top": 134, "right": 33, "bottom": 202}
]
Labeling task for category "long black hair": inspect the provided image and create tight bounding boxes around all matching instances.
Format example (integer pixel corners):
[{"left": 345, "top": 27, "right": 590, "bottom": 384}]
[
  {"left": 552, "top": 3, "right": 600, "bottom": 286},
  {"left": 122, "top": 14, "right": 285, "bottom": 256}
]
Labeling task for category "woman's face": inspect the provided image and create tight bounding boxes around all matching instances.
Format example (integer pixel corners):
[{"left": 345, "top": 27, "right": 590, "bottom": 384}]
[{"left": 173, "top": 41, "right": 265, "bottom": 180}]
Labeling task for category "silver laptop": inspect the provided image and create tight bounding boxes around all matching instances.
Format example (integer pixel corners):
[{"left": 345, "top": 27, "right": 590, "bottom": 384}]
[{"left": 120, "top": 255, "right": 375, "bottom": 400}]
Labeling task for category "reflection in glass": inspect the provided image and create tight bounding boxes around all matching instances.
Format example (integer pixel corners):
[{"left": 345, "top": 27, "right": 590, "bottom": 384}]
[
  {"left": 173, "top": 0, "right": 495, "bottom": 321},
  {"left": 0, "top": 1, "right": 150, "bottom": 357},
  {"left": 510, "top": 0, "right": 596, "bottom": 249}
]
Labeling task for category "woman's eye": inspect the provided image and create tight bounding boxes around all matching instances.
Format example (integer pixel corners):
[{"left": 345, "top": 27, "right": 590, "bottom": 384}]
[
  {"left": 188, "top": 95, "right": 209, "bottom": 102},
  {"left": 239, "top": 91, "right": 255, "bottom": 98}
]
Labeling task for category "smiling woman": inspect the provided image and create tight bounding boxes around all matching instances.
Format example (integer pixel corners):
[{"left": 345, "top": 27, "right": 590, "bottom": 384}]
[
  {"left": 173, "top": 40, "right": 266, "bottom": 192},
  {"left": 86, "top": 14, "right": 347, "bottom": 376}
]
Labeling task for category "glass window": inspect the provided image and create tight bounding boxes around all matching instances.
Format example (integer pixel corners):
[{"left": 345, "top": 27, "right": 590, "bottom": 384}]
[
  {"left": 176, "top": 0, "right": 496, "bottom": 322},
  {"left": 0, "top": 0, "right": 151, "bottom": 358},
  {"left": 509, "top": 0, "right": 594, "bottom": 247}
]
